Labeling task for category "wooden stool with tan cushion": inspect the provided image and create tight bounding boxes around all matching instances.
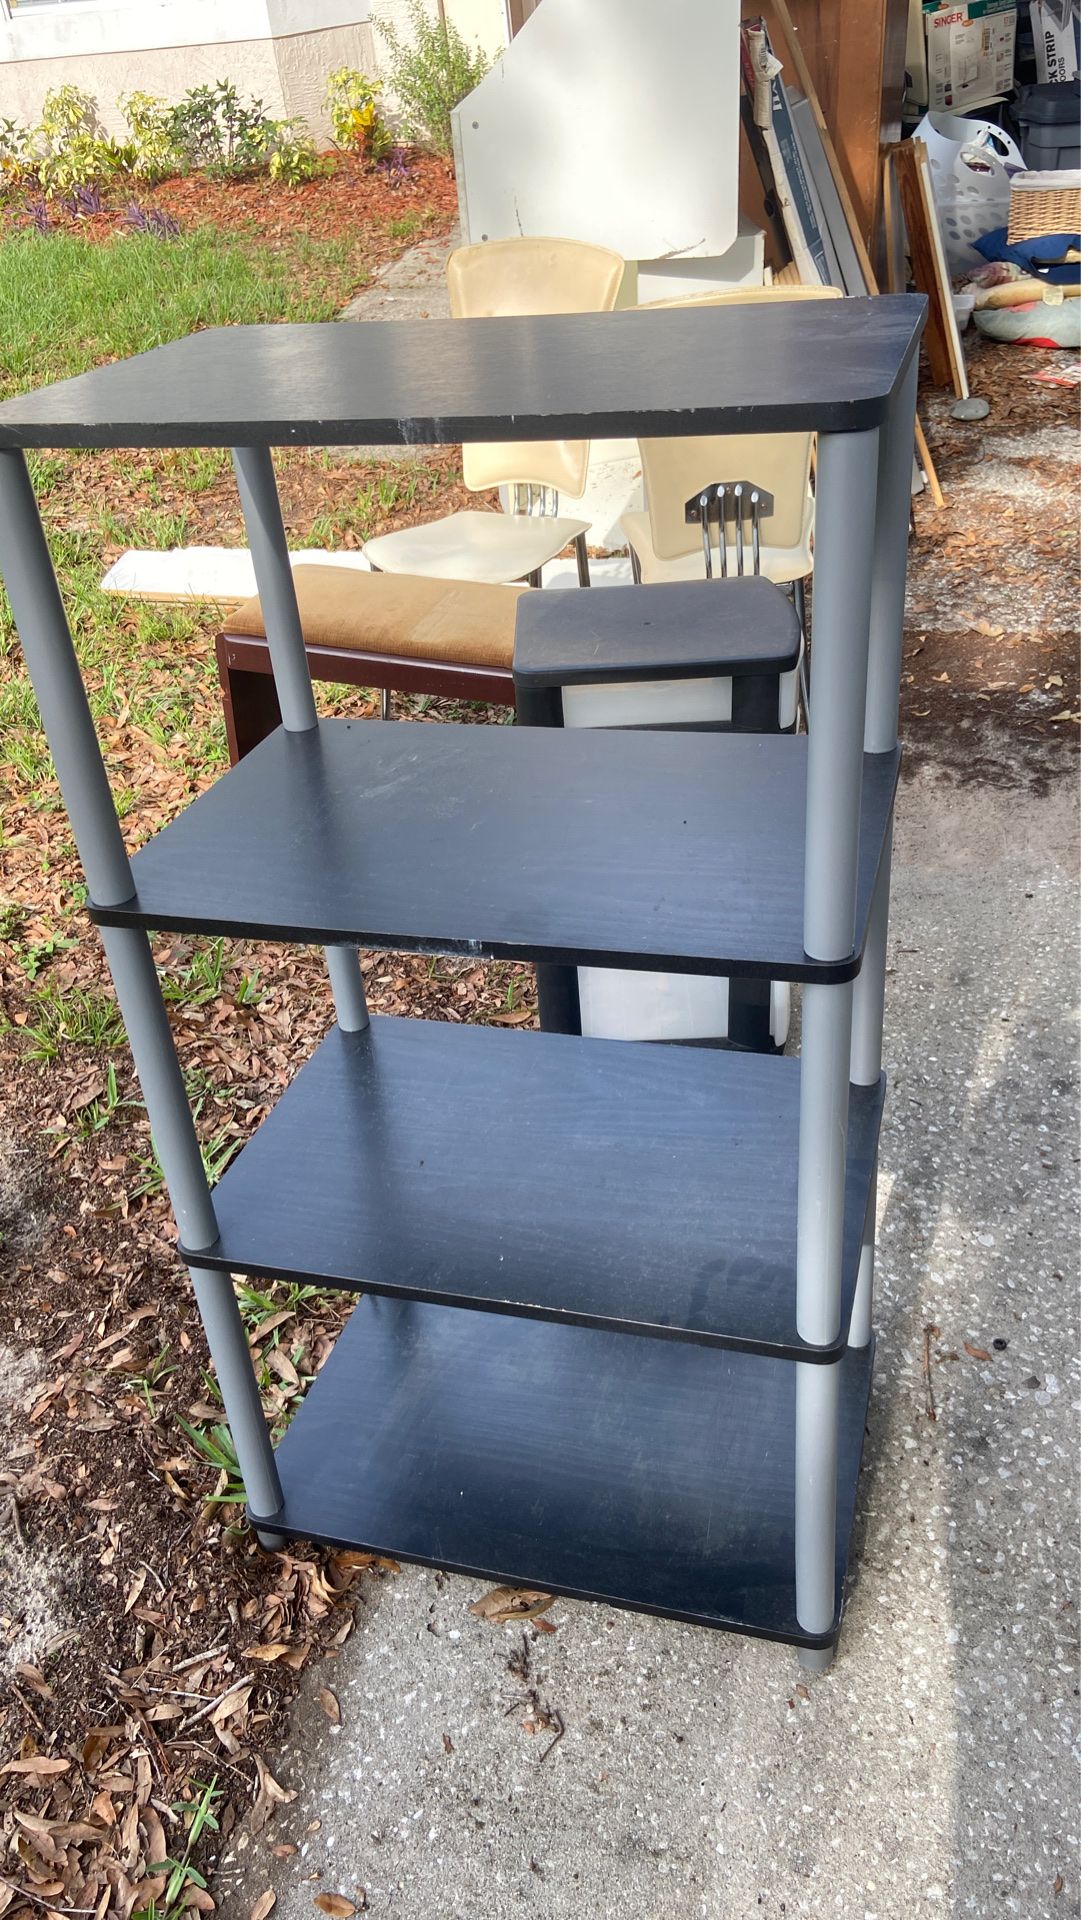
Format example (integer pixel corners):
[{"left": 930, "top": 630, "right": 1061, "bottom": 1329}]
[{"left": 216, "top": 564, "right": 527, "bottom": 761}]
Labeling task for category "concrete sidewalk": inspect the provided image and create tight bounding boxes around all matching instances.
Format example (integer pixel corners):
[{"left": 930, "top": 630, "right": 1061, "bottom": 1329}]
[{"left": 216, "top": 761, "right": 1079, "bottom": 1919}]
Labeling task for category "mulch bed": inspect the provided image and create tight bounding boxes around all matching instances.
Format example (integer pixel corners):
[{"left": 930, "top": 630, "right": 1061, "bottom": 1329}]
[
  {"left": 901, "top": 335, "right": 1080, "bottom": 793},
  {"left": 0, "top": 150, "right": 460, "bottom": 289}
]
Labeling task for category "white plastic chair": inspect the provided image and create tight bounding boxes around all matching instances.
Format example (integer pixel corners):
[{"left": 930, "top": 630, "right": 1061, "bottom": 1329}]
[
  {"left": 363, "top": 237, "right": 625, "bottom": 587},
  {"left": 621, "top": 284, "right": 843, "bottom": 611}
]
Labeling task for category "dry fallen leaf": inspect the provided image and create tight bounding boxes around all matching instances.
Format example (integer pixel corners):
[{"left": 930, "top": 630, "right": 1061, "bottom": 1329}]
[
  {"left": 250, "top": 1756, "right": 298, "bottom": 1837},
  {"left": 245, "top": 1643, "right": 292, "bottom": 1663},
  {"left": 0, "top": 1756, "right": 71, "bottom": 1776},
  {"left": 317, "top": 1688, "right": 341, "bottom": 1725},
  {"left": 964, "top": 1342, "right": 992, "bottom": 1362},
  {"left": 469, "top": 1587, "right": 555, "bottom": 1625},
  {"left": 314, "top": 1897, "right": 356, "bottom": 1917},
  {"left": 250, "top": 1892, "right": 276, "bottom": 1920}
]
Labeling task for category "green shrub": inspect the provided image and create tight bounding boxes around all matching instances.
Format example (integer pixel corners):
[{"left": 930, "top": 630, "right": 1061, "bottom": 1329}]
[
  {"left": 166, "top": 80, "right": 279, "bottom": 176},
  {"left": 374, "top": 0, "right": 488, "bottom": 157},
  {"left": 33, "top": 85, "right": 131, "bottom": 194},
  {"left": 120, "top": 90, "right": 183, "bottom": 181},
  {"left": 324, "top": 67, "right": 392, "bottom": 161},
  {"left": 0, "top": 116, "right": 36, "bottom": 188},
  {"left": 268, "top": 124, "right": 332, "bottom": 185}
]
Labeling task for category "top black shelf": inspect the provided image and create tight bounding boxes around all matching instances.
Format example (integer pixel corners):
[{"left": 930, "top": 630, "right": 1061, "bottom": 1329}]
[{"left": 0, "top": 298, "right": 926, "bottom": 450}]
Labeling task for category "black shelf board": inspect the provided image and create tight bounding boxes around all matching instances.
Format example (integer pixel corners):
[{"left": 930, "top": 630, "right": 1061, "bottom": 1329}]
[
  {"left": 514, "top": 576, "right": 802, "bottom": 689},
  {"left": 181, "top": 1016, "right": 885, "bottom": 1362},
  {"left": 0, "top": 298, "right": 925, "bottom": 450},
  {"left": 252, "top": 1297, "right": 875, "bottom": 1649},
  {"left": 94, "top": 720, "right": 900, "bottom": 985}
]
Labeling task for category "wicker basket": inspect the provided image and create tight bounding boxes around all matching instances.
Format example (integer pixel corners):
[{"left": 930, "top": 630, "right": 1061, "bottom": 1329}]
[{"left": 1007, "top": 170, "right": 1081, "bottom": 243}]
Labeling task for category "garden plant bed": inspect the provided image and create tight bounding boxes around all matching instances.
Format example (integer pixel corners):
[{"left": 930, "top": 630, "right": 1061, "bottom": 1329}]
[
  {"left": 0, "top": 259, "right": 1076, "bottom": 1920},
  {"left": 0, "top": 150, "right": 459, "bottom": 261}
]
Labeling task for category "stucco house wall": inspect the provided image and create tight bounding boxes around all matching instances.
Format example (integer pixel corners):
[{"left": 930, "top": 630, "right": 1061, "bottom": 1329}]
[{"left": 0, "top": 0, "right": 377, "bottom": 140}]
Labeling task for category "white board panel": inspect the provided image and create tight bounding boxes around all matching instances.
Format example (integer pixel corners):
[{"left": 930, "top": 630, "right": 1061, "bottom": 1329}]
[{"left": 453, "top": 0, "right": 740, "bottom": 261}]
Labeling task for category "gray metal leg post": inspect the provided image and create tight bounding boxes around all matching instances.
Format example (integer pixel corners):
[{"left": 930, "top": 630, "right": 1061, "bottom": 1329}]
[
  {"left": 0, "top": 447, "right": 285, "bottom": 1536},
  {"left": 231, "top": 445, "right": 369, "bottom": 1033},
  {"left": 795, "top": 426, "right": 880, "bottom": 1665},
  {"left": 849, "top": 356, "right": 918, "bottom": 1348},
  {"left": 849, "top": 839, "right": 892, "bottom": 1349}
]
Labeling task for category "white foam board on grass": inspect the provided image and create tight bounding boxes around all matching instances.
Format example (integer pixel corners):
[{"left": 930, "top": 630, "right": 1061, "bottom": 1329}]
[
  {"left": 100, "top": 547, "right": 373, "bottom": 604},
  {"left": 102, "top": 546, "right": 633, "bottom": 601}
]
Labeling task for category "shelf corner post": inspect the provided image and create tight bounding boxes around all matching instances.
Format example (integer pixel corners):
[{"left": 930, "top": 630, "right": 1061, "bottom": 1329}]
[
  {"left": 0, "top": 446, "right": 284, "bottom": 1529},
  {"left": 849, "top": 353, "right": 919, "bottom": 1348},
  {"left": 231, "top": 443, "right": 369, "bottom": 1034},
  {"left": 795, "top": 422, "right": 880, "bottom": 1658}
]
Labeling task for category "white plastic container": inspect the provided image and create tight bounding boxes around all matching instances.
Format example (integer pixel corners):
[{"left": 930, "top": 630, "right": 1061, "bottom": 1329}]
[{"left": 915, "top": 111, "right": 1025, "bottom": 272}]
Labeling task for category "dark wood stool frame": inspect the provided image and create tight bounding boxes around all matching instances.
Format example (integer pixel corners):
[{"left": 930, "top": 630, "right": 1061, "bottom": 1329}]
[{"left": 217, "top": 629, "right": 515, "bottom": 763}]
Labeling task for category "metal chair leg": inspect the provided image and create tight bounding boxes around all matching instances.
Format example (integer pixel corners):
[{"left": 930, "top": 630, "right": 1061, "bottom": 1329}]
[
  {"left": 574, "top": 531, "right": 591, "bottom": 588},
  {"left": 381, "top": 686, "right": 393, "bottom": 720}
]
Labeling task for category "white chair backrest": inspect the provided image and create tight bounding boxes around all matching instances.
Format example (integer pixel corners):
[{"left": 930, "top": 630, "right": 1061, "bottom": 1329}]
[
  {"left": 447, "top": 236, "right": 625, "bottom": 498},
  {"left": 636, "top": 284, "right": 843, "bottom": 559}
]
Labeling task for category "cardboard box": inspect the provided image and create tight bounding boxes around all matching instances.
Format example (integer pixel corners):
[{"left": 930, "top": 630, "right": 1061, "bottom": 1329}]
[
  {"left": 921, "top": 0, "right": 1018, "bottom": 109},
  {"left": 1029, "top": 0, "right": 1080, "bottom": 80}
]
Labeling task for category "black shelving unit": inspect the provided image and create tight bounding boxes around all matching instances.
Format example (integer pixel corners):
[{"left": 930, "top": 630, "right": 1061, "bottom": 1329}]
[{"left": 0, "top": 294, "right": 925, "bottom": 1666}]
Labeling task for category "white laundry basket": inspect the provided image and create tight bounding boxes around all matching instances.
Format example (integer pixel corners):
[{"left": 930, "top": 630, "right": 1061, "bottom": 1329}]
[{"left": 914, "top": 112, "right": 1025, "bottom": 273}]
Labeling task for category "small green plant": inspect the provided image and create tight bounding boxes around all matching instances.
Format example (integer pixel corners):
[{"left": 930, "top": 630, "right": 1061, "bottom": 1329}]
[
  {"left": 25, "top": 980, "right": 124, "bottom": 1062},
  {"left": 18, "top": 931, "right": 79, "bottom": 981},
  {"left": 176, "top": 1417, "right": 245, "bottom": 1504},
  {"left": 166, "top": 81, "right": 278, "bottom": 176},
  {"left": 375, "top": 0, "right": 488, "bottom": 156},
  {"left": 119, "top": 91, "right": 182, "bottom": 181},
  {"left": 0, "top": 116, "right": 35, "bottom": 188},
  {"left": 35, "top": 86, "right": 131, "bottom": 195},
  {"left": 159, "top": 937, "right": 228, "bottom": 1007},
  {"left": 131, "top": 1344, "right": 179, "bottom": 1415},
  {"left": 233, "top": 969, "right": 265, "bottom": 1008},
  {"left": 268, "top": 125, "right": 330, "bottom": 186},
  {"left": 325, "top": 67, "right": 392, "bottom": 160},
  {"left": 72, "top": 1060, "right": 133, "bottom": 1138},
  {"left": 137, "top": 1775, "right": 222, "bottom": 1920},
  {"left": 131, "top": 1083, "right": 236, "bottom": 1197}
]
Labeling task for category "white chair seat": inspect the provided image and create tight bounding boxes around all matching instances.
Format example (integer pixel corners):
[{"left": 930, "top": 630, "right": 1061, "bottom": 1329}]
[
  {"left": 621, "top": 511, "right": 813, "bottom": 588},
  {"left": 364, "top": 510, "right": 589, "bottom": 585}
]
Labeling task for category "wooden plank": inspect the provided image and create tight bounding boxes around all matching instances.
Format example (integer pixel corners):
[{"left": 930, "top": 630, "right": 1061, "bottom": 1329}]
[
  {"left": 765, "top": 0, "right": 879, "bottom": 287},
  {"left": 889, "top": 140, "right": 956, "bottom": 390},
  {"left": 882, "top": 153, "right": 944, "bottom": 507},
  {"left": 914, "top": 416, "right": 945, "bottom": 511},
  {"left": 915, "top": 141, "right": 969, "bottom": 400},
  {"left": 760, "top": 0, "right": 909, "bottom": 254}
]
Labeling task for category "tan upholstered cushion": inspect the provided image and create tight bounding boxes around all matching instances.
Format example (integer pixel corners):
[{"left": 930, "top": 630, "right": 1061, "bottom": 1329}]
[{"left": 221, "top": 564, "right": 526, "bottom": 670}]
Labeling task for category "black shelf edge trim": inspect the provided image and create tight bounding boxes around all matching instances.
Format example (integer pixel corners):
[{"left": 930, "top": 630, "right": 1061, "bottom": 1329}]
[
  {"left": 0, "top": 299, "right": 927, "bottom": 451},
  {"left": 247, "top": 1298, "right": 876, "bottom": 1649},
  {"left": 179, "top": 1016, "right": 885, "bottom": 1364}
]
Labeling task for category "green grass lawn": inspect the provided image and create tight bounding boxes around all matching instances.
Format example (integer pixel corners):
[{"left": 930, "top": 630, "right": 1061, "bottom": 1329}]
[
  {"left": 0, "top": 225, "right": 365, "bottom": 400},
  {"left": 0, "top": 207, "right": 463, "bottom": 973}
]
